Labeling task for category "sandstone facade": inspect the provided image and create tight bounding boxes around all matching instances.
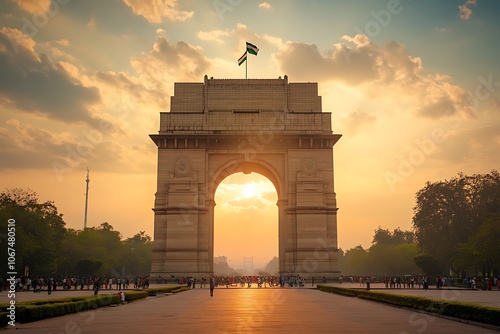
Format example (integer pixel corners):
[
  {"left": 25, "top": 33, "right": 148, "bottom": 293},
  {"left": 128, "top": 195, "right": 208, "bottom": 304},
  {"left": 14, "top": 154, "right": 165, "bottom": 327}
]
[{"left": 150, "top": 75, "right": 341, "bottom": 279}]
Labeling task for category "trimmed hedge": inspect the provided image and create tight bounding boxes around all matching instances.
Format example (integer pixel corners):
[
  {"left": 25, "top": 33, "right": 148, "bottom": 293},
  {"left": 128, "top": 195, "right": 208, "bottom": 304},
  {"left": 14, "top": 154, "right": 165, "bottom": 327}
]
[
  {"left": 0, "top": 311, "right": 9, "bottom": 327},
  {"left": 3, "top": 294, "right": 120, "bottom": 324},
  {"left": 317, "top": 285, "right": 500, "bottom": 327},
  {"left": 1, "top": 286, "right": 188, "bottom": 327},
  {"left": 145, "top": 286, "right": 189, "bottom": 296},
  {"left": 124, "top": 290, "right": 149, "bottom": 301}
]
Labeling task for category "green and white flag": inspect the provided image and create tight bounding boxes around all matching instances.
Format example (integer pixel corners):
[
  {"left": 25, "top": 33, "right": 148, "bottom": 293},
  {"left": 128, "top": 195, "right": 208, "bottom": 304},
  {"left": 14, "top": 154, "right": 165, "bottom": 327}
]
[
  {"left": 238, "top": 51, "right": 247, "bottom": 66},
  {"left": 246, "top": 41, "right": 259, "bottom": 55}
]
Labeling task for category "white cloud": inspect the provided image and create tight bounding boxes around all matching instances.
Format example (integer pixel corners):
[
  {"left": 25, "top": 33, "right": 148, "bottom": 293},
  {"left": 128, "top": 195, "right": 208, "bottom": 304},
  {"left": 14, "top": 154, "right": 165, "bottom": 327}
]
[
  {"left": 55, "top": 39, "right": 70, "bottom": 47},
  {"left": 0, "top": 28, "right": 102, "bottom": 126},
  {"left": 197, "top": 29, "right": 232, "bottom": 44},
  {"left": 1, "top": 119, "right": 72, "bottom": 151},
  {"left": 433, "top": 125, "right": 500, "bottom": 168},
  {"left": 0, "top": 27, "right": 36, "bottom": 54},
  {"left": 259, "top": 2, "right": 272, "bottom": 10},
  {"left": 198, "top": 23, "right": 284, "bottom": 60},
  {"left": 275, "top": 34, "right": 471, "bottom": 119},
  {"left": 10, "top": 0, "right": 50, "bottom": 14},
  {"left": 87, "top": 15, "right": 97, "bottom": 30},
  {"left": 0, "top": 28, "right": 213, "bottom": 172},
  {"left": 123, "top": 0, "right": 193, "bottom": 23},
  {"left": 458, "top": 0, "right": 476, "bottom": 20},
  {"left": 216, "top": 180, "right": 276, "bottom": 212},
  {"left": 342, "top": 108, "right": 376, "bottom": 134},
  {"left": 130, "top": 33, "right": 211, "bottom": 85}
]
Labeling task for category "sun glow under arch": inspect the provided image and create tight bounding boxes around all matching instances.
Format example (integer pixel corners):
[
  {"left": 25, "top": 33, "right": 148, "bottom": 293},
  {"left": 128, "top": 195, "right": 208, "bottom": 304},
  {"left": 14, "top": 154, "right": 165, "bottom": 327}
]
[
  {"left": 214, "top": 172, "right": 278, "bottom": 272},
  {"left": 242, "top": 182, "right": 257, "bottom": 198}
]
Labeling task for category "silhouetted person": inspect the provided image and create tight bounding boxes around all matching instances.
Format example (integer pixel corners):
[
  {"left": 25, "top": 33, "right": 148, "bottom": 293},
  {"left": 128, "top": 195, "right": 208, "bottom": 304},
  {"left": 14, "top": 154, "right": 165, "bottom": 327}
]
[
  {"left": 209, "top": 278, "right": 215, "bottom": 297},
  {"left": 93, "top": 277, "right": 101, "bottom": 295}
]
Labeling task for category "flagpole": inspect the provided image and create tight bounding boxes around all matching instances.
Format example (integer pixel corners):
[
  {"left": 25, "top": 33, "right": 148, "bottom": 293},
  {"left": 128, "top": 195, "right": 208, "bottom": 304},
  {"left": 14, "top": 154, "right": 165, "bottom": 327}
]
[{"left": 242, "top": 42, "right": 258, "bottom": 79}]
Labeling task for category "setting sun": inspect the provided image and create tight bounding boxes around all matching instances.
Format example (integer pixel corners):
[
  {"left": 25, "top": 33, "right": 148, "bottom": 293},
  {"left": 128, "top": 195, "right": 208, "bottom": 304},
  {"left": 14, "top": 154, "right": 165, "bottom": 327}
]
[{"left": 242, "top": 183, "right": 257, "bottom": 198}]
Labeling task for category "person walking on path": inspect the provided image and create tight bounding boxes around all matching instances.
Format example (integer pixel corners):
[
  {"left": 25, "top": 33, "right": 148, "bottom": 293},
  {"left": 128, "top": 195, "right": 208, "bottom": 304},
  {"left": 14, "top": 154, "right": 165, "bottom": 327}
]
[
  {"left": 93, "top": 277, "right": 101, "bottom": 295},
  {"left": 209, "top": 277, "right": 215, "bottom": 297}
]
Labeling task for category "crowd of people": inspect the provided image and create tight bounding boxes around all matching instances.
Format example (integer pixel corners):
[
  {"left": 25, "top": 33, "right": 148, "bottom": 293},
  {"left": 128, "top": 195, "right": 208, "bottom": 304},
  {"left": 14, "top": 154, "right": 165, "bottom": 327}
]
[
  {"left": 3, "top": 274, "right": 499, "bottom": 294},
  {"left": 177, "top": 275, "right": 326, "bottom": 289},
  {"left": 463, "top": 276, "right": 499, "bottom": 290},
  {"left": 0, "top": 275, "right": 150, "bottom": 294},
  {"left": 339, "top": 275, "right": 500, "bottom": 290}
]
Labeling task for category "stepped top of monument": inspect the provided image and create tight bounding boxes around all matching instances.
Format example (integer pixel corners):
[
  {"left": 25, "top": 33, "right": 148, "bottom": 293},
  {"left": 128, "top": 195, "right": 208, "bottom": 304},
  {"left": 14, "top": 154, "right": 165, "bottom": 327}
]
[
  {"left": 201, "top": 75, "right": 289, "bottom": 86},
  {"left": 170, "top": 75, "right": 322, "bottom": 113}
]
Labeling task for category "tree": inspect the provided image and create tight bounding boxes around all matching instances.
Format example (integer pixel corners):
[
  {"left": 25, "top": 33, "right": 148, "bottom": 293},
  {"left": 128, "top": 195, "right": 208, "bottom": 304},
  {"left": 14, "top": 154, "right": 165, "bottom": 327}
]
[
  {"left": 451, "top": 243, "right": 481, "bottom": 277},
  {"left": 372, "top": 227, "right": 393, "bottom": 246},
  {"left": 458, "top": 213, "right": 500, "bottom": 277},
  {"left": 0, "top": 188, "right": 155, "bottom": 278},
  {"left": 342, "top": 246, "right": 367, "bottom": 275},
  {"left": 0, "top": 188, "right": 66, "bottom": 275},
  {"left": 414, "top": 253, "right": 442, "bottom": 276},
  {"left": 342, "top": 227, "right": 419, "bottom": 276},
  {"left": 412, "top": 170, "right": 500, "bottom": 272},
  {"left": 71, "top": 222, "right": 124, "bottom": 274},
  {"left": 372, "top": 227, "right": 415, "bottom": 246},
  {"left": 75, "top": 258, "right": 103, "bottom": 276},
  {"left": 367, "top": 243, "right": 420, "bottom": 276},
  {"left": 122, "top": 231, "right": 153, "bottom": 276}
]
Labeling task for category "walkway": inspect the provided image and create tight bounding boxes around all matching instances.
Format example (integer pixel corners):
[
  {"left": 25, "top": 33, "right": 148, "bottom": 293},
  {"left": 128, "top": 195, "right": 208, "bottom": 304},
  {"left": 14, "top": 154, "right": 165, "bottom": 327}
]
[{"left": 4, "top": 286, "right": 499, "bottom": 333}]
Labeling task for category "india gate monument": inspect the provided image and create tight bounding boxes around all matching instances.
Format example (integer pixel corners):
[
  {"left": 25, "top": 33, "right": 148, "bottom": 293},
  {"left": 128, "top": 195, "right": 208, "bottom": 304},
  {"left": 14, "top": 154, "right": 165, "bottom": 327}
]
[{"left": 149, "top": 75, "right": 341, "bottom": 280}]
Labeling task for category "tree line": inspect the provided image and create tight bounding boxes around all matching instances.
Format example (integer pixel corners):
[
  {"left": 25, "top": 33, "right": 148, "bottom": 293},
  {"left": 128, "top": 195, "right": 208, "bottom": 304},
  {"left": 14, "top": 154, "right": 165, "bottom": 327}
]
[
  {"left": 0, "top": 189, "right": 152, "bottom": 278},
  {"left": 412, "top": 170, "right": 500, "bottom": 278},
  {"left": 340, "top": 227, "right": 420, "bottom": 276},
  {"left": 341, "top": 170, "right": 500, "bottom": 280}
]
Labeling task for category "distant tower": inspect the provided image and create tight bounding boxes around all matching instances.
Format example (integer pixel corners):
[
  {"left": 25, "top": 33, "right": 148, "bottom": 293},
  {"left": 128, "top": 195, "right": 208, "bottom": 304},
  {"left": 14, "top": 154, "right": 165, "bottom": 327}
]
[{"left": 84, "top": 167, "right": 90, "bottom": 229}]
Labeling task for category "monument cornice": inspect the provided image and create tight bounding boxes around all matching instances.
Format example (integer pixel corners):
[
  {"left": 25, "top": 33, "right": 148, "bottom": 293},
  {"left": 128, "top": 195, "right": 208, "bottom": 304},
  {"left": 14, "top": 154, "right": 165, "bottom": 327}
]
[
  {"left": 152, "top": 206, "right": 209, "bottom": 213},
  {"left": 285, "top": 206, "right": 340, "bottom": 212},
  {"left": 150, "top": 133, "right": 341, "bottom": 150}
]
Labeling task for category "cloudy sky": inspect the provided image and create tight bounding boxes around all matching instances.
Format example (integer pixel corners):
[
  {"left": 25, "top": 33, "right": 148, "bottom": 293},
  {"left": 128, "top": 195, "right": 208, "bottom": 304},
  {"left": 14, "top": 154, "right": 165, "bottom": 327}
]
[{"left": 1, "top": 0, "right": 499, "bottom": 269}]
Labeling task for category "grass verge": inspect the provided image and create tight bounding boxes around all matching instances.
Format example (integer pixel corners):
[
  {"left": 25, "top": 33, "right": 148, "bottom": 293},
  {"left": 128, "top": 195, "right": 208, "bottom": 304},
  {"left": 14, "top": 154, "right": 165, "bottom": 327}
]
[{"left": 316, "top": 285, "right": 500, "bottom": 327}]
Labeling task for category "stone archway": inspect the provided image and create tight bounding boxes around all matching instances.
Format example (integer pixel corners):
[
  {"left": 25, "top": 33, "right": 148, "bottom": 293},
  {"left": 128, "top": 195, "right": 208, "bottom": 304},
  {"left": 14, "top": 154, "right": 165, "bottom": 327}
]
[{"left": 149, "top": 75, "right": 341, "bottom": 280}]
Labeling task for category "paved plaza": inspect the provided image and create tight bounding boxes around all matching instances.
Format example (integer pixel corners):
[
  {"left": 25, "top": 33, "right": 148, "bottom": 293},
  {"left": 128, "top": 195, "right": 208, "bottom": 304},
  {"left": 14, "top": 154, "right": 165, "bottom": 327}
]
[{"left": 2, "top": 284, "right": 499, "bottom": 333}]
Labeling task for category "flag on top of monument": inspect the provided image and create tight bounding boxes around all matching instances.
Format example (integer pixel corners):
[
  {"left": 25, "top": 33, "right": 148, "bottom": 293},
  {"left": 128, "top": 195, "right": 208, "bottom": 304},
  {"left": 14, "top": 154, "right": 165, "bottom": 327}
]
[
  {"left": 238, "top": 51, "right": 247, "bottom": 66},
  {"left": 246, "top": 41, "right": 259, "bottom": 55}
]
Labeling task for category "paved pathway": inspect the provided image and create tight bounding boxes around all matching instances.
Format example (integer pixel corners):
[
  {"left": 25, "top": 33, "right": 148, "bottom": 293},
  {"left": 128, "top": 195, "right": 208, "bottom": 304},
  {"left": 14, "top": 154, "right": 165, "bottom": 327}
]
[{"left": 3, "top": 286, "right": 499, "bottom": 334}]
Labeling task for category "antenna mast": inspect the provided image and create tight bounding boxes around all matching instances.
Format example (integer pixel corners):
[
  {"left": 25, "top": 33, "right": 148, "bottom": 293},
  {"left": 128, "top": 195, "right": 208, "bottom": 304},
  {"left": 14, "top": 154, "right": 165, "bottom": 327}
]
[{"left": 84, "top": 167, "right": 90, "bottom": 229}]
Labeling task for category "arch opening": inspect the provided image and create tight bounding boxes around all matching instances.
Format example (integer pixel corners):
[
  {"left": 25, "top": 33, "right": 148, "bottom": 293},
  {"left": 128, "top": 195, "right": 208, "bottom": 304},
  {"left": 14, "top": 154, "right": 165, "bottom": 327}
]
[{"left": 213, "top": 172, "right": 278, "bottom": 276}]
